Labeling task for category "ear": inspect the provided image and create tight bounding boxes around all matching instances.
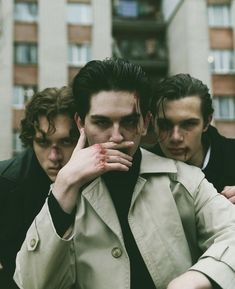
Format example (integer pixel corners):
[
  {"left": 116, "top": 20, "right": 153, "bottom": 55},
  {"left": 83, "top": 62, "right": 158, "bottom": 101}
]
[
  {"left": 74, "top": 112, "right": 84, "bottom": 133},
  {"left": 203, "top": 114, "right": 212, "bottom": 132},
  {"left": 142, "top": 111, "right": 152, "bottom": 136}
]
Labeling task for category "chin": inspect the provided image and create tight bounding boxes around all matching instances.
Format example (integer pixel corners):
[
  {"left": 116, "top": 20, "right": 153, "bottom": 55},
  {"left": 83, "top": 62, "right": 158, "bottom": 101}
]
[{"left": 48, "top": 175, "right": 56, "bottom": 182}]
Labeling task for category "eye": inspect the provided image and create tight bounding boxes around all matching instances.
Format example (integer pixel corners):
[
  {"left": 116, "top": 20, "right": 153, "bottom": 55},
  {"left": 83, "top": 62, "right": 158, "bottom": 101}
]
[
  {"left": 122, "top": 118, "right": 139, "bottom": 128},
  {"left": 157, "top": 119, "right": 172, "bottom": 131},
  {"left": 181, "top": 121, "right": 198, "bottom": 130},
  {"left": 34, "top": 138, "right": 49, "bottom": 148},
  {"left": 60, "top": 138, "right": 76, "bottom": 147},
  {"left": 93, "top": 119, "right": 111, "bottom": 128}
]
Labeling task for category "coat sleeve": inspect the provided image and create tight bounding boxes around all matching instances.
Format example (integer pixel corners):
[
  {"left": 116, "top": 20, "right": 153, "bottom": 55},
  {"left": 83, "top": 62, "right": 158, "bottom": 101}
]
[
  {"left": 190, "top": 178, "right": 235, "bottom": 288},
  {"left": 14, "top": 200, "right": 76, "bottom": 289}
]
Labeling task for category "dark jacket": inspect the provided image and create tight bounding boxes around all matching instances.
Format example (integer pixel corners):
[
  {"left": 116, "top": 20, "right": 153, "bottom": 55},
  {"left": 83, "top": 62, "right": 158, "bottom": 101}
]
[
  {"left": 148, "top": 125, "right": 235, "bottom": 193},
  {"left": 0, "top": 148, "right": 51, "bottom": 288}
]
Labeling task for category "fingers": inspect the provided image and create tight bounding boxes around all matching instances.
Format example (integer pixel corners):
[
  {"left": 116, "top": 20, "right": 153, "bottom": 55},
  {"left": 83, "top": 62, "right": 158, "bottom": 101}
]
[
  {"left": 221, "top": 186, "right": 235, "bottom": 204},
  {"left": 92, "top": 143, "right": 134, "bottom": 173},
  {"left": 101, "top": 141, "right": 134, "bottom": 151}
]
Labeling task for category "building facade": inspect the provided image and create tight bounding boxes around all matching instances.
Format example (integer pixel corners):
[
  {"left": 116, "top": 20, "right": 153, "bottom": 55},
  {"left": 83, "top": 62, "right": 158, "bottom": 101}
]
[
  {"left": 163, "top": 0, "right": 235, "bottom": 137},
  {"left": 2, "top": 0, "right": 234, "bottom": 159},
  {"left": 0, "top": 0, "right": 112, "bottom": 159},
  {"left": 0, "top": 0, "right": 166, "bottom": 159}
]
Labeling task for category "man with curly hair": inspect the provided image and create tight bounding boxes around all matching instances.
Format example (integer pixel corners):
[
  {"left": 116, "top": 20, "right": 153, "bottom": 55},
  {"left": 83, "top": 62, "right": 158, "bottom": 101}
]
[{"left": 0, "top": 86, "right": 79, "bottom": 288}]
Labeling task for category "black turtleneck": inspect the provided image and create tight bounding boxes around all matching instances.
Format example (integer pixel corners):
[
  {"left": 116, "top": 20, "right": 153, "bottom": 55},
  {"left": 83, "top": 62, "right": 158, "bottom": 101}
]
[{"left": 102, "top": 149, "right": 156, "bottom": 289}]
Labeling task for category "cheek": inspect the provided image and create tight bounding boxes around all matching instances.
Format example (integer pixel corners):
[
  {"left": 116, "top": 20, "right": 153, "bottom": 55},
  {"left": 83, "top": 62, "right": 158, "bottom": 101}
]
[
  {"left": 157, "top": 130, "right": 169, "bottom": 143},
  {"left": 85, "top": 128, "right": 108, "bottom": 145},
  {"left": 34, "top": 149, "right": 47, "bottom": 166}
]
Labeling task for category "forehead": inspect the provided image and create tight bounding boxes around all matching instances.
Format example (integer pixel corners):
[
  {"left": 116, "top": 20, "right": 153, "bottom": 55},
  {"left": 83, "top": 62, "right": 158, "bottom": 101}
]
[
  {"left": 35, "top": 114, "right": 72, "bottom": 136},
  {"left": 88, "top": 91, "right": 140, "bottom": 118},
  {"left": 158, "top": 95, "right": 203, "bottom": 120}
]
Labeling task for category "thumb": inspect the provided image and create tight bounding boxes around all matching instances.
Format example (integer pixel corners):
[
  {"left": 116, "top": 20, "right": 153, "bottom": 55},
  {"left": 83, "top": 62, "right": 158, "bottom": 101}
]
[{"left": 75, "top": 128, "right": 87, "bottom": 151}]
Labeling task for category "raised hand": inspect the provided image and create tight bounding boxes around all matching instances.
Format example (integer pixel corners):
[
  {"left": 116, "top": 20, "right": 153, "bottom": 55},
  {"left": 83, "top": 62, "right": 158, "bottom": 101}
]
[
  {"left": 221, "top": 186, "right": 235, "bottom": 204},
  {"left": 52, "top": 129, "right": 134, "bottom": 213}
]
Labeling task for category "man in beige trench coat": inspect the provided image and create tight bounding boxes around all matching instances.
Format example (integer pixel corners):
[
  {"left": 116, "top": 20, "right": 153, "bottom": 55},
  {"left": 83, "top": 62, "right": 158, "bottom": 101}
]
[{"left": 14, "top": 58, "right": 235, "bottom": 289}]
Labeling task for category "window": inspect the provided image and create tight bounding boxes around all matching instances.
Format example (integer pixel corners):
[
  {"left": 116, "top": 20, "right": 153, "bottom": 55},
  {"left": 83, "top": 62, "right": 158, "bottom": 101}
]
[
  {"left": 68, "top": 44, "right": 91, "bottom": 66},
  {"left": 114, "top": 0, "right": 138, "bottom": 18},
  {"left": 13, "top": 85, "right": 36, "bottom": 109},
  {"left": 213, "top": 96, "right": 235, "bottom": 120},
  {"left": 13, "top": 131, "right": 24, "bottom": 155},
  {"left": 207, "top": 5, "right": 231, "bottom": 27},
  {"left": 14, "top": 2, "right": 38, "bottom": 22},
  {"left": 14, "top": 43, "right": 37, "bottom": 64},
  {"left": 113, "top": 0, "right": 158, "bottom": 19},
  {"left": 113, "top": 38, "right": 166, "bottom": 60},
  {"left": 208, "top": 50, "right": 235, "bottom": 74},
  {"left": 67, "top": 3, "right": 92, "bottom": 25}
]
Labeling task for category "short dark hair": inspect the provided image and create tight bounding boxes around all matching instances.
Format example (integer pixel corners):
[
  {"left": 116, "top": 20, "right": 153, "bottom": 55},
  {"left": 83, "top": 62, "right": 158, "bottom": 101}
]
[
  {"left": 72, "top": 58, "right": 152, "bottom": 121},
  {"left": 20, "top": 86, "right": 79, "bottom": 147},
  {"left": 152, "top": 73, "right": 214, "bottom": 125}
]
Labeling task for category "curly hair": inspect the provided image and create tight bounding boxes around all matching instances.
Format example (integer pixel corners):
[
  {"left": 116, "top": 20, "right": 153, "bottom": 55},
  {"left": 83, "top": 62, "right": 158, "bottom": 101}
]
[{"left": 20, "top": 86, "right": 79, "bottom": 147}]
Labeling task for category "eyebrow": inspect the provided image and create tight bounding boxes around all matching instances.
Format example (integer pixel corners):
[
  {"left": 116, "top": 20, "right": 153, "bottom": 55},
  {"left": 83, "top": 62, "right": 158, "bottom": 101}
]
[
  {"left": 90, "top": 113, "right": 141, "bottom": 121},
  {"left": 157, "top": 117, "right": 200, "bottom": 122}
]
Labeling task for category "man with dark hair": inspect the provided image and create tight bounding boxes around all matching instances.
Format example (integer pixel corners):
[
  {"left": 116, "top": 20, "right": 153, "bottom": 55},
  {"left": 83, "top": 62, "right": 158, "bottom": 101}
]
[
  {"left": 0, "top": 86, "right": 79, "bottom": 288},
  {"left": 150, "top": 73, "right": 235, "bottom": 202},
  {"left": 14, "top": 59, "right": 235, "bottom": 289}
]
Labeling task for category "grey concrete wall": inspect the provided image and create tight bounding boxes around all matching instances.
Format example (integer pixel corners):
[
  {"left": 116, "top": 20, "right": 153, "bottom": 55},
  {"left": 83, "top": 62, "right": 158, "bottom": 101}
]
[
  {"left": 39, "top": 0, "right": 67, "bottom": 89},
  {"left": 0, "top": 0, "right": 13, "bottom": 160},
  {"left": 166, "top": 0, "right": 211, "bottom": 88},
  {"left": 232, "top": 0, "right": 235, "bottom": 66},
  {"left": 92, "top": 0, "right": 112, "bottom": 60}
]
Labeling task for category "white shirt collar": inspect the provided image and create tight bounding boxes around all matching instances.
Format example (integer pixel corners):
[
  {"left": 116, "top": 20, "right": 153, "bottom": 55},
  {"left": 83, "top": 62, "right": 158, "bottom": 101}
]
[{"left": 202, "top": 146, "right": 211, "bottom": 170}]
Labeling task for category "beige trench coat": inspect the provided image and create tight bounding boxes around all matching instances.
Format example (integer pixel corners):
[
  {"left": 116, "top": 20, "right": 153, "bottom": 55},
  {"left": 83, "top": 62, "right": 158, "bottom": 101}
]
[{"left": 14, "top": 149, "right": 235, "bottom": 289}]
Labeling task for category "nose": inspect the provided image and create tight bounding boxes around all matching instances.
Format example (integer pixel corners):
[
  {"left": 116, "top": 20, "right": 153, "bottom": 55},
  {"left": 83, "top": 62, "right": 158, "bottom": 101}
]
[
  {"left": 109, "top": 124, "right": 124, "bottom": 143},
  {"left": 48, "top": 146, "right": 62, "bottom": 162},
  {"left": 170, "top": 126, "right": 184, "bottom": 142}
]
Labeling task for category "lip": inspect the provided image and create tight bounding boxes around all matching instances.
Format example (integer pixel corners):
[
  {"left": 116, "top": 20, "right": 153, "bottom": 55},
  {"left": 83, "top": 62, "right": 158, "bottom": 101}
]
[{"left": 167, "top": 148, "right": 186, "bottom": 155}]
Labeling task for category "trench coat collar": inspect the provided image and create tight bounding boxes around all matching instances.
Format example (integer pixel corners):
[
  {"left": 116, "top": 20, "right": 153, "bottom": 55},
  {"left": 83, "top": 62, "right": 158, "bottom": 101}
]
[
  {"left": 81, "top": 148, "right": 178, "bottom": 244},
  {"left": 140, "top": 148, "right": 177, "bottom": 175}
]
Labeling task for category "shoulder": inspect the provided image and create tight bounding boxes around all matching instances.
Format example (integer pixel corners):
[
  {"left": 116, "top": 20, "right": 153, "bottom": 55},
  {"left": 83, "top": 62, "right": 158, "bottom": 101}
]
[
  {"left": 0, "top": 148, "right": 35, "bottom": 183},
  {"left": 208, "top": 125, "right": 235, "bottom": 146},
  {"left": 140, "top": 148, "right": 205, "bottom": 193},
  {"left": 207, "top": 126, "right": 235, "bottom": 162}
]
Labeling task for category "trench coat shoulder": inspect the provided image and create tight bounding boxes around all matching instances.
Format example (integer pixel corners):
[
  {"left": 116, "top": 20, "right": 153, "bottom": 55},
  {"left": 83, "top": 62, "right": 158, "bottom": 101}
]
[{"left": 140, "top": 148, "right": 205, "bottom": 194}]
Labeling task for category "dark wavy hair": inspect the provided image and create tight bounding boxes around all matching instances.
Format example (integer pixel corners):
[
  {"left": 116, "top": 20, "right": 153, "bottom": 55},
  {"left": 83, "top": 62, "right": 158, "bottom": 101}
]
[
  {"left": 20, "top": 86, "right": 79, "bottom": 147},
  {"left": 72, "top": 57, "right": 152, "bottom": 121},
  {"left": 152, "top": 73, "right": 214, "bottom": 126}
]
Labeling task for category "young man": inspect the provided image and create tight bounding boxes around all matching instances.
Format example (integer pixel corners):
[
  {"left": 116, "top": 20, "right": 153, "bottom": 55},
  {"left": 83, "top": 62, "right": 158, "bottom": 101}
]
[
  {"left": 14, "top": 59, "right": 235, "bottom": 289},
  {"left": 0, "top": 87, "right": 79, "bottom": 288},
  {"left": 150, "top": 73, "right": 235, "bottom": 203}
]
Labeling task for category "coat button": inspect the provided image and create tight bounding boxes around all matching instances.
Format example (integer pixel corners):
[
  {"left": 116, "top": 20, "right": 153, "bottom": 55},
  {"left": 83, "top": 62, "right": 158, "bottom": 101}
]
[
  {"left": 30, "top": 238, "right": 36, "bottom": 248},
  {"left": 111, "top": 247, "right": 122, "bottom": 258}
]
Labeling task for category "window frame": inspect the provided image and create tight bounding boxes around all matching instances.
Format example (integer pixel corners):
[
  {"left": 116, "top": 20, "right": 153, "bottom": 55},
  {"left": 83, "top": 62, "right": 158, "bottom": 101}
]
[
  {"left": 68, "top": 43, "right": 91, "bottom": 66},
  {"left": 213, "top": 96, "right": 235, "bottom": 120},
  {"left": 14, "top": 2, "right": 38, "bottom": 23},
  {"left": 14, "top": 43, "right": 38, "bottom": 64},
  {"left": 207, "top": 4, "right": 231, "bottom": 27},
  {"left": 67, "top": 3, "right": 92, "bottom": 25}
]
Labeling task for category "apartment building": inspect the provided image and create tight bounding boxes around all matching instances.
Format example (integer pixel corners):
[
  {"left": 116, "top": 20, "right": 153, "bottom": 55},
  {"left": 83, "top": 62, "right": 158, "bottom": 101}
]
[
  {"left": 0, "top": 0, "right": 112, "bottom": 159},
  {"left": 163, "top": 0, "right": 235, "bottom": 137},
  {"left": 0, "top": 0, "right": 166, "bottom": 159}
]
